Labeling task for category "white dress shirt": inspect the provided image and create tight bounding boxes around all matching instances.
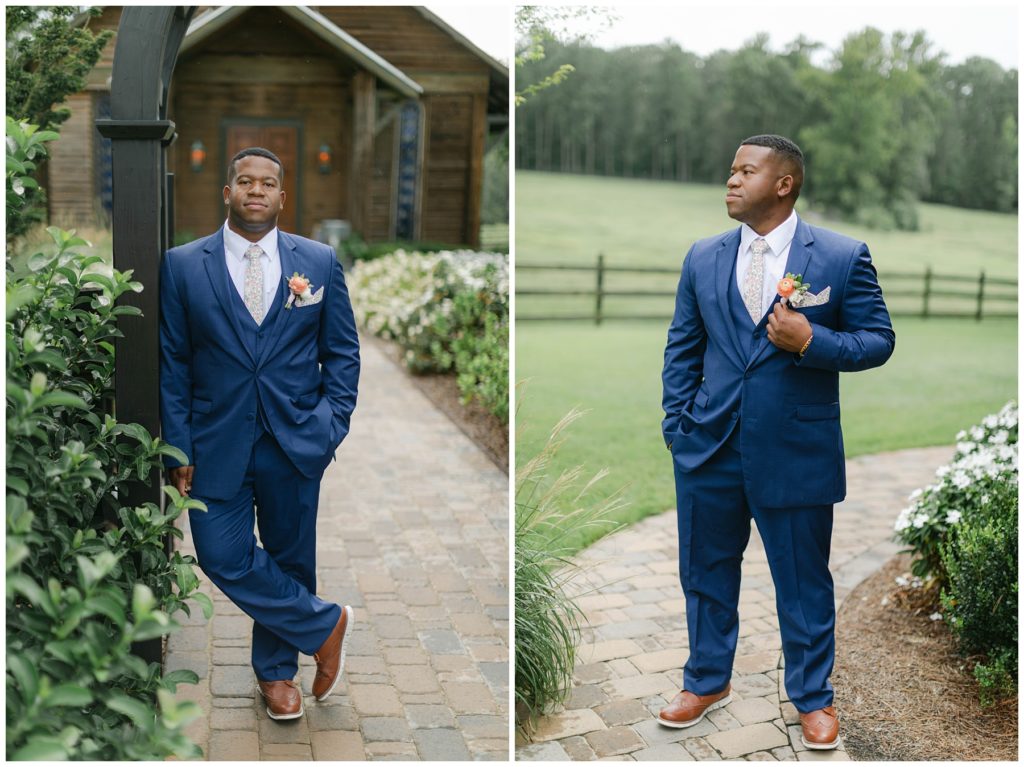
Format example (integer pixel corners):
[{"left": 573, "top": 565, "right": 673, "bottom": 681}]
[
  {"left": 735, "top": 210, "right": 799, "bottom": 317},
  {"left": 223, "top": 221, "right": 281, "bottom": 322}
]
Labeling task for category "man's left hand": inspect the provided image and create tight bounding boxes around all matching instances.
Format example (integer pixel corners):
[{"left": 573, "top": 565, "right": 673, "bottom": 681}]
[{"left": 767, "top": 301, "right": 812, "bottom": 353}]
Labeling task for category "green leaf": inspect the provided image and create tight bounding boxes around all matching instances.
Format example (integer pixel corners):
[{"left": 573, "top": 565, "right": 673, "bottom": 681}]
[
  {"left": 35, "top": 391, "right": 90, "bottom": 410},
  {"left": 7, "top": 476, "right": 29, "bottom": 495},
  {"left": 29, "top": 371, "right": 46, "bottom": 396},
  {"left": 43, "top": 684, "right": 93, "bottom": 708},
  {"left": 7, "top": 653, "right": 39, "bottom": 705},
  {"left": 191, "top": 591, "right": 214, "bottom": 620},
  {"left": 106, "top": 692, "right": 155, "bottom": 727},
  {"left": 11, "top": 739, "right": 69, "bottom": 761},
  {"left": 131, "top": 583, "right": 156, "bottom": 619},
  {"left": 161, "top": 669, "right": 199, "bottom": 690}
]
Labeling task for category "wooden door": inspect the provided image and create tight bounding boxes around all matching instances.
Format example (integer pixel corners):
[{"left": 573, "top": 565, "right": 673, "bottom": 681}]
[{"left": 226, "top": 124, "right": 300, "bottom": 234}]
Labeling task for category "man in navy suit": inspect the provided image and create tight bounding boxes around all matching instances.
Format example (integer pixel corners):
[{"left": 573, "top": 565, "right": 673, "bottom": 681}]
[
  {"left": 658, "top": 135, "right": 894, "bottom": 749},
  {"left": 160, "top": 147, "right": 360, "bottom": 720}
]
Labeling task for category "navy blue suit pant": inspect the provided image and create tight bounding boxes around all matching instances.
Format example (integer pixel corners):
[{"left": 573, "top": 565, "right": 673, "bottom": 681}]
[
  {"left": 189, "top": 420, "right": 341, "bottom": 681},
  {"left": 675, "top": 442, "right": 835, "bottom": 713}
]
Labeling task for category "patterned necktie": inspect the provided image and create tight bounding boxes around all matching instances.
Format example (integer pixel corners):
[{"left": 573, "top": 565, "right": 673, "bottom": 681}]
[
  {"left": 742, "top": 238, "right": 769, "bottom": 323},
  {"left": 243, "top": 243, "right": 265, "bottom": 324}
]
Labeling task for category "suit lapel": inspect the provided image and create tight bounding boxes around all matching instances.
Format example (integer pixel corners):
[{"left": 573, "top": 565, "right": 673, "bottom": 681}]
[
  {"left": 257, "top": 231, "right": 298, "bottom": 366},
  {"left": 746, "top": 219, "right": 815, "bottom": 370},
  {"left": 714, "top": 229, "right": 747, "bottom": 365},
  {"left": 202, "top": 229, "right": 257, "bottom": 365}
]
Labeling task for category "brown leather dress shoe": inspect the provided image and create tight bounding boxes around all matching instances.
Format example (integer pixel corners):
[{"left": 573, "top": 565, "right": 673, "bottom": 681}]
[
  {"left": 312, "top": 605, "right": 354, "bottom": 701},
  {"left": 800, "top": 705, "right": 840, "bottom": 749},
  {"left": 658, "top": 684, "right": 732, "bottom": 728},
  {"left": 256, "top": 679, "right": 303, "bottom": 720}
]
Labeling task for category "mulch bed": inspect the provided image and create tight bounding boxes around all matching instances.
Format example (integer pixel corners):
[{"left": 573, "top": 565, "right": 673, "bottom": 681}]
[
  {"left": 367, "top": 335, "right": 508, "bottom": 473},
  {"left": 833, "top": 552, "right": 1018, "bottom": 761}
]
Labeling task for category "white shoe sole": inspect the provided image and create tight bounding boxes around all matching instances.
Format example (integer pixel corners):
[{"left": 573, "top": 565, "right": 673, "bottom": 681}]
[
  {"left": 316, "top": 604, "right": 354, "bottom": 702},
  {"left": 657, "top": 693, "right": 732, "bottom": 728},
  {"left": 255, "top": 681, "right": 304, "bottom": 720},
  {"left": 801, "top": 735, "right": 841, "bottom": 750}
]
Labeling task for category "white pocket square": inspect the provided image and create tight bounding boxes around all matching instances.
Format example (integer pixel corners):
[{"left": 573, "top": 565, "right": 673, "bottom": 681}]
[
  {"left": 788, "top": 286, "right": 830, "bottom": 308},
  {"left": 294, "top": 286, "right": 324, "bottom": 308}
]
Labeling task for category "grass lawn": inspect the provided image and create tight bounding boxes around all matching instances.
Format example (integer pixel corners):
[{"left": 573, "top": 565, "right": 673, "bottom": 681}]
[
  {"left": 516, "top": 172, "right": 1018, "bottom": 320},
  {"left": 515, "top": 317, "right": 1017, "bottom": 556}
]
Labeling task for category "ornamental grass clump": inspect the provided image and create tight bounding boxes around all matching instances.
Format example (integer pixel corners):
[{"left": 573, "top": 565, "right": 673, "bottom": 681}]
[
  {"left": 515, "top": 409, "right": 623, "bottom": 736},
  {"left": 894, "top": 401, "right": 1018, "bottom": 705}
]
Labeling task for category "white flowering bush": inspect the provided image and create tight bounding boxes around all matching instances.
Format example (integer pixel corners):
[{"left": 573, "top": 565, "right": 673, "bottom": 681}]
[
  {"left": 894, "top": 402, "right": 1018, "bottom": 705},
  {"left": 894, "top": 401, "right": 1017, "bottom": 581},
  {"left": 350, "top": 249, "right": 509, "bottom": 421}
]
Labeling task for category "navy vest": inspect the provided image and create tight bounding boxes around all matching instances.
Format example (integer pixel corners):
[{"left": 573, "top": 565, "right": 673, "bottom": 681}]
[{"left": 228, "top": 277, "right": 285, "bottom": 436}]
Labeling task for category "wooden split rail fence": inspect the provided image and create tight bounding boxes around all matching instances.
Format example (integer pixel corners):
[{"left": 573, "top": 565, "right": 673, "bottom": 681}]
[{"left": 517, "top": 255, "right": 1018, "bottom": 324}]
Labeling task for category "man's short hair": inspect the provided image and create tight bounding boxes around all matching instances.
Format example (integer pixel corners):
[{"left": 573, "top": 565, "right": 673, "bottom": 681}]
[
  {"left": 740, "top": 134, "right": 804, "bottom": 199},
  {"left": 227, "top": 147, "right": 284, "bottom": 184}
]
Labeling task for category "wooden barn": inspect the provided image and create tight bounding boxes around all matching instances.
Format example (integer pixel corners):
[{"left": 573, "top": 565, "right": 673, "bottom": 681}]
[{"left": 49, "top": 6, "right": 508, "bottom": 247}]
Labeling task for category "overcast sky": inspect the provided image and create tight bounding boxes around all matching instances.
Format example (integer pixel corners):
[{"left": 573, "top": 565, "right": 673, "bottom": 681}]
[{"left": 429, "top": 2, "right": 1018, "bottom": 71}]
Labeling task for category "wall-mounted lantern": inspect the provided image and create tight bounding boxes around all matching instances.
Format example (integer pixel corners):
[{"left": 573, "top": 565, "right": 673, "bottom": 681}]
[
  {"left": 317, "top": 143, "right": 332, "bottom": 174},
  {"left": 190, "top": 140, "right": 206, "bottom": 173}
]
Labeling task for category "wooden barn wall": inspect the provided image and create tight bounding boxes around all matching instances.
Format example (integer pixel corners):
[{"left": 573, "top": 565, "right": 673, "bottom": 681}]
[
  {"left": 369, "top": 120, "right": 396, "bottom": 241},
  {"left": 47, "top": 93, "right": 96, "bottom": 227},
  {"left": 169, "top": 10, "right": 355, "bottom": 240},
  {"left": 420, "top": 94, "right": 473, "bottom": 245}
]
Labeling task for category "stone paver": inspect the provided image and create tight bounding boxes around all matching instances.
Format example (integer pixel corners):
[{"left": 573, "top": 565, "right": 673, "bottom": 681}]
[
  {"left": 166, "top": 337, "right": 508, "bottom": 760},
  {"left": 517, "top": 445, "right": 953, "bottom": 761}
]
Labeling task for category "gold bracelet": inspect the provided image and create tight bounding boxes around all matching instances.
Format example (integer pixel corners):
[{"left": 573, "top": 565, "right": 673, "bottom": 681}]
[{"left": 799, "top": 334, "right": 813, "bottom": 356}]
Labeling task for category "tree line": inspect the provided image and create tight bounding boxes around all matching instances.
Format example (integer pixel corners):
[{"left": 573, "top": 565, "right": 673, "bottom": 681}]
[{"left": 515, "top": 28, "right": 1017, "bottom": 229}]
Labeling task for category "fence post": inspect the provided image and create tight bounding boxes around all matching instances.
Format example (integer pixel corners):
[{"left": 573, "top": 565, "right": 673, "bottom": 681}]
[
  {"left": 976, "top": 269, "right": 986, "bottom": 321},
  {"left": 922, "top": 266, "right": 932, "bottom": 318},
  {"left": 595, "top": 253, "right": 605, "bottom": 326}
]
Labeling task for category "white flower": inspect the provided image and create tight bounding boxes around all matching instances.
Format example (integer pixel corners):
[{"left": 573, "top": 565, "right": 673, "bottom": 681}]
[
  {"left": 956, "top": 441, "right": 976, "bottom": 454},
  {"left": 894, "top": 575, "right": 909, "bottom": 586},
  {"left": 951, "top": 472, "right": 971, "bottom": 489},
  {"left": 970, "top": 426, "right": 985, "bottom": 441},
  {"left": 912, "top": 512, "right": 930, "bottom": 529},
  {"left": 908, "top": 487, "right": 923, "bottom": 501},
  {"left": 956, "top": 430, "right": 968, "bottom": 440},
  {"left": 936, "top": 465, "right": 950, "bottom": 478},
  {"left": 981, "top": 494, "right": 990, "bottom": 504},
  {"left": 894, "top": 507, "right": 913, "bottom": 532},
  {"left": 945, "top": 509, "right": 962, "bottom": 524},
  {"left": 991, "top": 430, "right": 1009, "bottom": 444},
  {"left": 929, "top": 612, "right": 943, "bottom": 621},
  {"left": 983, "top": 415, "right": 999, "bottom": 429}
]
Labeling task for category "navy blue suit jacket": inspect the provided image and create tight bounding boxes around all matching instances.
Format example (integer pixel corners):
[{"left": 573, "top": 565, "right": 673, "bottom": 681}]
[
  {"left": 662, "top": 218, "right": 894, "bottom": 508},
  {"left": 159, "top": 228, "right": 360, "bottom": 500}
]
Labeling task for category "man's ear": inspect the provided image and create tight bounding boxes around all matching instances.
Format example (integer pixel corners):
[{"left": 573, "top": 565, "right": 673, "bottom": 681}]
[{"left": 777, "top": 174, "right": 795, "bottom": 199}]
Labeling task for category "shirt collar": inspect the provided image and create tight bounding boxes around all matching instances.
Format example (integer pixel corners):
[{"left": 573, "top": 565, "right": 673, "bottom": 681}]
[
  {"left": 739, "top": 209, "right": 798, "bottom": 258},
  {"left": 223, "top": 221, "right": 279, "bottom": 262}
]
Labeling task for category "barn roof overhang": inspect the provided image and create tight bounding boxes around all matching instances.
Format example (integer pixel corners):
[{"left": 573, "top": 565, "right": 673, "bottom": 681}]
[{"left": 181, "top": 5, "right": 424, "bottom": 98}]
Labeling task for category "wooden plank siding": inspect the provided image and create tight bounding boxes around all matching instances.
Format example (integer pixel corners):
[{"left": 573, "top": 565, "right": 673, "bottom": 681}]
[{"left": 47, "top": 93, "right": 97, "bottom": 226}]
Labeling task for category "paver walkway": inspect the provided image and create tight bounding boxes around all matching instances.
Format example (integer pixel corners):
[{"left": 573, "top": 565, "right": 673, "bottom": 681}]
[
  {"left": 516, "top": 445, "right": 954, "bottom": 762},
  {"left": 167, "top": 336, "right": 509, "bottom": 760}
]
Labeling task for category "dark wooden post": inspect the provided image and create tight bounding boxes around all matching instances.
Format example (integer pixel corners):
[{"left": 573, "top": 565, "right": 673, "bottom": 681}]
[
  {"left": 976, "top": 269, "right": 986, "bottom": 321},
  {"left": 595, "top": 253, "right": 605, "bottom": 326},
  {"left": 95, "top": 5, "right": 196, "bottom": 666},
  {"left": 922, "top": 266, "right": 932, "bottom": 319}
]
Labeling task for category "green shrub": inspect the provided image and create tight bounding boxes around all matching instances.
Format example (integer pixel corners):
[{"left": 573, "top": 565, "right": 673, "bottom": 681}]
[
  {"left": 7, "top": 123, "right": 210, "bottom": 760},
  {"left": 939, "top": 476, "right": 1017, "bottom": 705},
  {"left": 894, "top": 401, "right": 1018, "bottom": 706},
  {"left": 515, "top": 411, "right": 622, "bottom": 735}
]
